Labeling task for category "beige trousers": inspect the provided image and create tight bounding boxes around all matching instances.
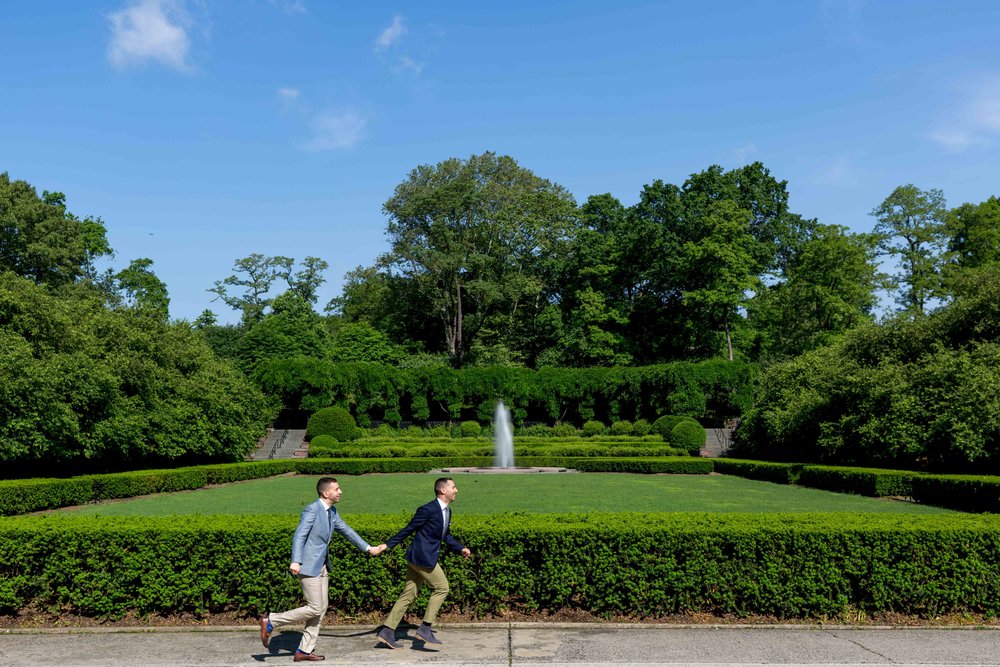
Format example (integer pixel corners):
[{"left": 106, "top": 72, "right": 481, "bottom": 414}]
[
  {"left": 383, "top": 562, "right": 450, "bottom": 630},
  {"left": 268, "top": 566, "right": 329, "bottom": 654}
]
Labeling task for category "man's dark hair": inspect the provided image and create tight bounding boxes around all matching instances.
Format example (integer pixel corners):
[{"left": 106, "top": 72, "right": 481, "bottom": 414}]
[
  {"left": 434, "top": 477, "right": 453, "bottom": 496},
  {"left": 317, "top": 477, "right": 338, "bottom": 495}
]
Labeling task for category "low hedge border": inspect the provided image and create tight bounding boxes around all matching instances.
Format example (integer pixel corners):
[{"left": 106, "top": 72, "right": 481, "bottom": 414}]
[
  {"left": 2, "top": 512, "right": 998, "bottom": 620},
  {"left": 797, "top": 466, "right": 917, "bottom": 498},
  {"left": 911, "top": 474, "right": 1000, "bottom": 513},
  {"left": 712, "top": 459, "right": 802, "bottom": 484},
  {"left": 307, "top": 444, "right": 683, "bottom": 459}
]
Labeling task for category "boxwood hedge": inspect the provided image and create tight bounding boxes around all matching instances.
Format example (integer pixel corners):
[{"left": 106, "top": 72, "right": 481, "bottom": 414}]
[{"left": 2, "top": 513, "right": 998, "bottom": 620}]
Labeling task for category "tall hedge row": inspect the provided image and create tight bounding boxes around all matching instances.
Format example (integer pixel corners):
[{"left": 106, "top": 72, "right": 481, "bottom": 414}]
[
  {"left": 255, "top": 359, "right": 755, "bottom": 426},
  {"left": 2, "top": 513, "right": 999, "bottom": 619}
]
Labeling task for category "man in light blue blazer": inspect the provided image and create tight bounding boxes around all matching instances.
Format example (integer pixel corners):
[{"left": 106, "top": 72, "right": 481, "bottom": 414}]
[{"left": 260, "top": 477, "right": 383, "bottom": 662}]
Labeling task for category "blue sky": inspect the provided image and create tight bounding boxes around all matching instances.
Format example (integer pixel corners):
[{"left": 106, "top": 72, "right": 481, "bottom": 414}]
[{"left": 2, "top": 1, "right": 999, "bottom": 322}]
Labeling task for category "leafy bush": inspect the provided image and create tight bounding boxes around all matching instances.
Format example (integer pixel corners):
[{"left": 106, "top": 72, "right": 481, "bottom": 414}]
[
  {"left": 518, "top": 425, "right": 554, "bottom": 437},
  {"left": 610, "top": 420, "right": 634, "bottom": 435},
  {"left": 309, "top": 435, "right": 340, "bottom": 450},
  {"left": 910, "top": 474, "right": 1000, "bottom": 513},
  {"left": 651, "top": 415, "right": 696, "bottom": 441},
  {"left": 459, "top": 421, "right": 482, "bottom": 438},
  {"left": 582, "top": 420, "right": 606, "bottom": 437},
  {"left": 632, "top": 419, "right": 652, "bottom": 436},
  {"left": 670, "top": 421, "right": 706, "bottom": 453},
  {"left": 552, "top": 424, "right": 579, "bottom": 437},
  {"left": 370, "top": 424, "right": 395, "bottom": 438},
  {"left": 307, "top": 406, "right": 359, "bottom": 442}
]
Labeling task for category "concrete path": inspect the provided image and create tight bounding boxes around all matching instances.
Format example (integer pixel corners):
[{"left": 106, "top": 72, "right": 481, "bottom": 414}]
[{"left": 1, "top": 623, "right": 999, "bottom": 667}]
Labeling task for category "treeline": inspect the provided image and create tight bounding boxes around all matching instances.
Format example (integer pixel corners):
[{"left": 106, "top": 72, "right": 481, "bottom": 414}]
[
  {"left": 255, "top": 358, "right": 754, "bottom": 426},
  {"left": 0, "top": 173, "right": 274, "bottom": 473},
  {"left": 733, "top": 266, "right": 1000, "bottom": 472}
]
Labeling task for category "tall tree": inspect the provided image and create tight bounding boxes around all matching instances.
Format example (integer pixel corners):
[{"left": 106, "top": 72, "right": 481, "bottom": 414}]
[
  {"left": 0, "top": 172, "right": 112, "bottom": 287},
  {"left": 115, "top": 257, "right": 170, "bottom": 320},
  {"left": 287, "top": 256, "right": 329, "bottom": 304},
  {"left": 748, "top": 224, "right": 883, "bottom": 358},
  {"left": 870, "top": 184, "right": 947, "bottom": 316},
  {"left": 208, "top": 254, "right": 294, "bottom": 325},
  {"left": 382, "top": 152, "right": 576, "bottom": 365},
  {"left": 680, "top": 200, "right": 762, "bottom": 360},
  {"left": 942, "top": 196, "right": 1000, "bottom": 287}
]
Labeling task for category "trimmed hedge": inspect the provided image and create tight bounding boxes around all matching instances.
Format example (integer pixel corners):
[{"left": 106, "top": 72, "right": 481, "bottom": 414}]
[
  {"left": 911, "top": 474, "right": 1000, "bottom": 513},
  {"left": 713, "top": 459, "right": 802, "bottom": 484},
  {"left": 798, "top": 466, "right": 917, "bottom": 498},
  {"left": 571, "top": 457, "right": 712, "bottom": 474},
  {"left": 2, "top": 513, "right": 1000, "bottom": 619}
]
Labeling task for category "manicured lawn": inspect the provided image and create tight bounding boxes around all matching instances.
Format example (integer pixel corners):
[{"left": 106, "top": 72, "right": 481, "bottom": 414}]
[{"left": 62, "top": 472, "right": 954, "bottom": 516}]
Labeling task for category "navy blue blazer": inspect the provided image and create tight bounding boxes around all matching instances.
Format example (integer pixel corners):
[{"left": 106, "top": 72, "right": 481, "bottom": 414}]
[{"left": 386, "top": 499, "right": 464, "bottom": 569}]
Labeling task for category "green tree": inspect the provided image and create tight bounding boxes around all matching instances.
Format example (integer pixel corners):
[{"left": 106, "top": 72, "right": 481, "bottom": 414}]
[
  {"left": 680, "top": 200, "right": 762, "bottom": 360},
  {"left": 748, "top": 224, "right": 883, "bottom": 358},
  {"left": 287, "top": 256, "right": 329, "bottom": 304},
  {"left": 329, "top": 321, "right": 402, "bottom": 363},
  {"left": 382, "top": 152, "right": 577, "bottom": 365},
  {"left": 114, "top": 257, "right": 170, "bottom": 320},
  {"left": 870, "top": 184, "right": 947, "bottom": 316},
  {"left": 237, "top": 291, "right": 330, "bottom": 376},
  {"left": 941, "top": 196, "right": 1000, "bottom": 296},
  {"left": 0, "top": 172, "right": 112, "bottom": 287},
  {"left": 209, "top": 253, "right": 294, "bottom": 325}
]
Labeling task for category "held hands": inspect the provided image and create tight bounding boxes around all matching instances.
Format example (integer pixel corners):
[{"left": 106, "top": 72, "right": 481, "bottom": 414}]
[
  {"left": 461, "top": 547, "right": 472, "bottom": 559},
  {"left": 367, "top": 543, "right": 388, "bottom": 556}
]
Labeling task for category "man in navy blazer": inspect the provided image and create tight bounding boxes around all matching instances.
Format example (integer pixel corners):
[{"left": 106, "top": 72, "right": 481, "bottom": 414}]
[
  {"left": 375, "top": 477, "right": 471, "bottom": 649},
  {"left": 259, "top": 477, "right": 383, "bottom": 662}
]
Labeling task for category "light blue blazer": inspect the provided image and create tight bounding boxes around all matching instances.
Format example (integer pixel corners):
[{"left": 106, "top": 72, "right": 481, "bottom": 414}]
[{"left": 291, "top": 498, "right": 370, "bottom": 577}]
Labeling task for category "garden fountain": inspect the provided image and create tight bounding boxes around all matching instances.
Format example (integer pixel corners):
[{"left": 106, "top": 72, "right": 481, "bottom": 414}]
[{"left": 435, "top": 400, "right": 574, "bottom": 474}]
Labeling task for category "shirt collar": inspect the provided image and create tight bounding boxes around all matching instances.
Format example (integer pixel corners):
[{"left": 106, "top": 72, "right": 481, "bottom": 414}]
[
  {"left": 320, "top": 497, "right": 334, "bottom": 511},
  {"left": 436, "top": 497, "right": 450, "bottom": 510}
]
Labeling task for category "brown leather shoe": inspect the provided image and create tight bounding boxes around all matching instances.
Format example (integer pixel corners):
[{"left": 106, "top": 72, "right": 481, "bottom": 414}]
[
  {"left": 293, "top": 651, "right": 325, "bottom": 662},
  {"left": 259, "top": 615, "right": 271, "bottom": 648}
]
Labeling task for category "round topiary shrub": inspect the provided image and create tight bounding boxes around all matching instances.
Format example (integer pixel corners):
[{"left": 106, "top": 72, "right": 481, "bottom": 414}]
[
  {"left": 582, "top": 420, "right": 606, "bottom": 437},
  {"left": 632, "top": 419, "right": 652, "bottom": 436},
  {"left": 309, "top": 434, "right": 340, "bottom": 450},
  {"left": 610, "top": 420, "right": 634, "bottom": 435},
  {"left": 670, "top": 420, "right": 706, "bottom": 453},
  {"left": 651, "top": 415, "right": 696, "bottom": 441},
  {"left": 307, "top": 406, "right": 360, "bottom": 442},
  {"left": 459, "top": 421, "right": 482, "bottom": 438}
]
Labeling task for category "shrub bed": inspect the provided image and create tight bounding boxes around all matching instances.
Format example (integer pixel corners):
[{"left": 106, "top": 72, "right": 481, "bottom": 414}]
[{"left": 2, "top": 513, "right": 999, "bottom": 619}]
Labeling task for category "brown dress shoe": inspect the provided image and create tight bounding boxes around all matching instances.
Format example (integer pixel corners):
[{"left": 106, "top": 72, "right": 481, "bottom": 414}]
[
  {"left": 293, "top": 651, "right": 325, "bottom": 662},
  {"left": 259, "top": 615, "right": 271, "bottom": 649}
]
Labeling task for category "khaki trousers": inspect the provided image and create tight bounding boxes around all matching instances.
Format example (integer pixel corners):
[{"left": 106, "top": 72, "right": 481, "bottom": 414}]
[
  {"left": 268, "top": 566, "right": 329, "bottom": 654},
  {"left": 383, "top": 562, "right": 450, "bottom": 629}
]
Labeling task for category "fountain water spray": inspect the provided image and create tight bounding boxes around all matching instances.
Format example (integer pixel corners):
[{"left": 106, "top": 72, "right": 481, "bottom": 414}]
[{"left": 493, "top": 401, "right": 514, "bottom": 468}]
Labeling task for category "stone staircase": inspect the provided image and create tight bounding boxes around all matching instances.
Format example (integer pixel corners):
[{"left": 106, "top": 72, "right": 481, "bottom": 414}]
[
  {"left": 249, "top": 428, "right": 308, "bottom": 460},
  {"left": 700, "top": 419, "right": 739, "bottom": 458}
]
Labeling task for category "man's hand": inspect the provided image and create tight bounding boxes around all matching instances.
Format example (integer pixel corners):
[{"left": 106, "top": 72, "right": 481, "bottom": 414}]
[
  {"left": 461, "top": 548, "right": 472, "bottom": 559},
  {"left": 289, "top": 562, "right": 301, "bottom": 575},
  {"left": 368, "top": 543, "right": 387, "bottom": 556}
]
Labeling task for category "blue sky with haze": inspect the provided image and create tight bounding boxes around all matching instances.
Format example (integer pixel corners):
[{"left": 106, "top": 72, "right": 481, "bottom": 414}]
[{"left": 2, "top": 1, "right": 999, "bottom": 322}]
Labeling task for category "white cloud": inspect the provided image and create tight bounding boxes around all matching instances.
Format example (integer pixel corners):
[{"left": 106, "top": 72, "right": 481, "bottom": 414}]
[
  {"left": 398, "top": 56, "right": 424, "bottom": 75},
  {"left": 927, "top": 77, "right": 1000, "bottom": 152},
  {"left": 107, "top": 0, "right": 192, "bottom": 71},
  {"left": 269, "top": 0, "right": 306, "bottom": 14},
  {"left": 731, "top": 143, "right": 758, "bottom": 166},
  {"left": 375, "top": 15, "right": 406, "bottom": 51},
  {"left": 302, "top": 111, "right": 366, "bottom": 151}
]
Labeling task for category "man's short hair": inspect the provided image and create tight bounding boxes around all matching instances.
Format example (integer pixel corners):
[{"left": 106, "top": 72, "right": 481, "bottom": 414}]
[
  {"left": 317, "top": 477, "right": 338, "bottom": 495},
  {"left": 434, "top": 477, "right": 453, "bottom": 496}
]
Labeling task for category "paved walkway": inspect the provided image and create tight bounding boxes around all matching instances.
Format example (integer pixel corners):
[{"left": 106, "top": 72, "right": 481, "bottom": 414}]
[{"left": 2, "top": 623, "right": 1000, "bottom": 666}]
